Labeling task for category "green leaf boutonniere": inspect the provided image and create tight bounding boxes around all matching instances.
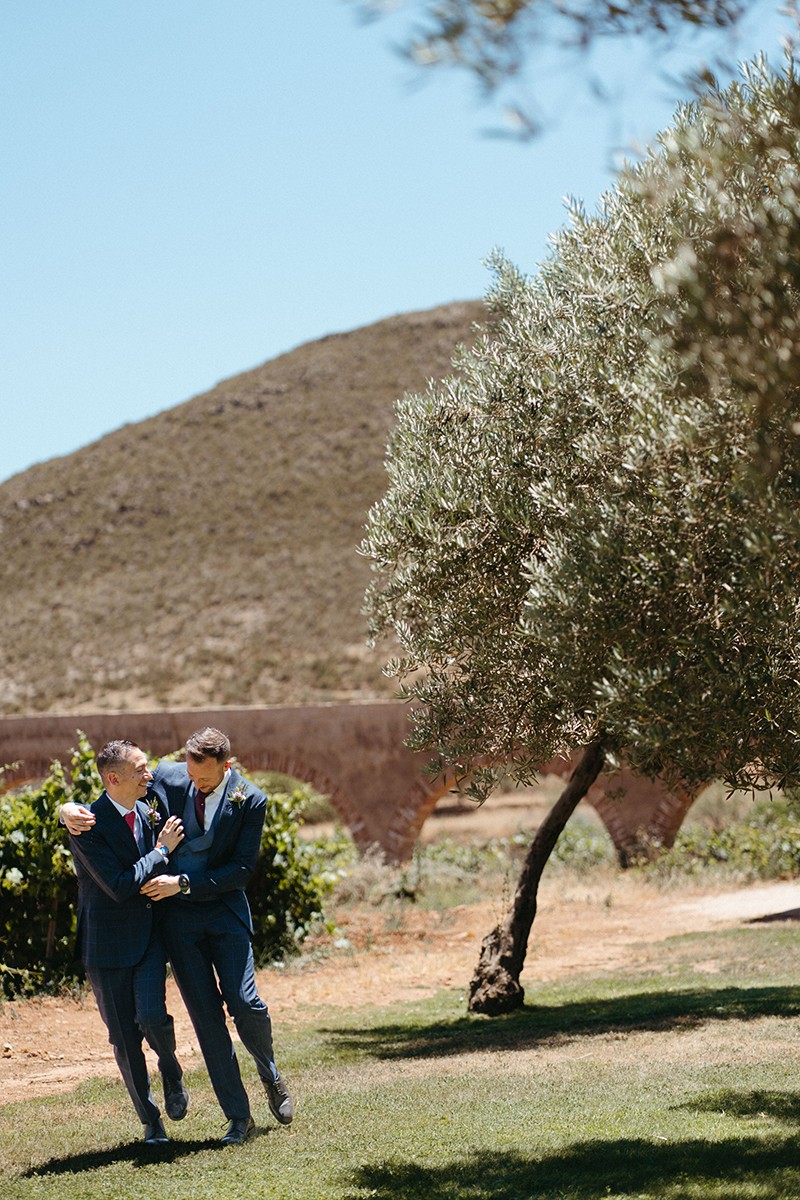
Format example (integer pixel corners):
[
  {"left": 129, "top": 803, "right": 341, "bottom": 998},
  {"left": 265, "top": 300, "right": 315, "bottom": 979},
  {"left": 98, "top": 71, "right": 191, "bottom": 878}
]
[
  {"left": 146, "top": 795, "right": 162, "bottom": 829},
  {"left": 228, "top": 786, "right": 248, "bottom": 807}
]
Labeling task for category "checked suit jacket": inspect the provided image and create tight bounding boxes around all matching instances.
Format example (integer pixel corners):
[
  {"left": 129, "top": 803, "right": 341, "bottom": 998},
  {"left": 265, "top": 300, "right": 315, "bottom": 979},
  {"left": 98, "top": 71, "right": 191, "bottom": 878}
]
[
  {"left": 70, "top": 793, "right": 171, "bottom": 970},
  {"left": 149, "top": 762, "right": 267, "bottom": 933}
]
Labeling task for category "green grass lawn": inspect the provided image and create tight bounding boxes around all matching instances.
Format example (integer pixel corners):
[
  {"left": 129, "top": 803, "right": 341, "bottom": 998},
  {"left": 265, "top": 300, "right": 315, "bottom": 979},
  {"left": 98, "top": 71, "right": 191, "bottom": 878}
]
[{"left": 4, "top": 923, "right": 800, "bottom": 1199}]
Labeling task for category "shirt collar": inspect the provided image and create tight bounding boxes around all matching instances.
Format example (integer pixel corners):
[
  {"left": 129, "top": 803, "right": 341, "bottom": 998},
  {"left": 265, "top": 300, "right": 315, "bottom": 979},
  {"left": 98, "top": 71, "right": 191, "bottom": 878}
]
[{"left": 107, "top": 794, "right": 138, "bottom": 820}]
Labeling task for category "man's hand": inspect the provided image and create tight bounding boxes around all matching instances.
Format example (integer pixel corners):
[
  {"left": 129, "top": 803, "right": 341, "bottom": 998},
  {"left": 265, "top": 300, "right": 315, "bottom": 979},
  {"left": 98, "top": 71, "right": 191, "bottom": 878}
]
[
  {"left": 141, "top": 875, "right": 181, "bottom": 901},
  {"left": 61, "top": 802, "right": 95, "bottom": 835},
  {"left": 156, "top": 816, "right": 184, "bottom": 853}
]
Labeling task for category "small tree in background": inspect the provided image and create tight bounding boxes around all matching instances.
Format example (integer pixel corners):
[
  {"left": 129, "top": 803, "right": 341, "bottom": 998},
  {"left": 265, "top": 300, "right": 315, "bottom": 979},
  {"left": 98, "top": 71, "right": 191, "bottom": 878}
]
[{"left": 363, "top": 56, "right": 800, "bottom": 1014}]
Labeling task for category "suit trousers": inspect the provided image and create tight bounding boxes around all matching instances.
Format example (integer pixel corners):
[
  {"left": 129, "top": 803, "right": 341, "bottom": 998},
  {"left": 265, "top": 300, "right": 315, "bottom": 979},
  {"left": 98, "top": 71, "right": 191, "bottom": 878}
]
[
  {"left": 86, "top": 932, "right": 180, "bottom": 1126},
  {"left": 163, "top": 900, "right": 276, "bottom": 1121}
]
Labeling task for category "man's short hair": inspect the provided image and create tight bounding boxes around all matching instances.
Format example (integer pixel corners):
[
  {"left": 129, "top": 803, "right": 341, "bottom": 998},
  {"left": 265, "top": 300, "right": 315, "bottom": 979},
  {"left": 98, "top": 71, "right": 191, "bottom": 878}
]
[
  {"left": 96, "top": 739, "right": 140, "bottom": 782},
  {"left": 185, "top": 727, "right": 231, "bottom": 763}
]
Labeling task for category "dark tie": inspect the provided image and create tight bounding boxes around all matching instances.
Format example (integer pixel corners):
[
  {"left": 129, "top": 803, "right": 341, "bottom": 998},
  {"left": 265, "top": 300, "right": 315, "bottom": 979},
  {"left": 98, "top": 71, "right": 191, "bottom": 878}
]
[
  {"left": 124, "top": 810, "right": 136, "bottom": 839},
  {"left": 194, "top": 789, "right": 207, "bottom": 831}
]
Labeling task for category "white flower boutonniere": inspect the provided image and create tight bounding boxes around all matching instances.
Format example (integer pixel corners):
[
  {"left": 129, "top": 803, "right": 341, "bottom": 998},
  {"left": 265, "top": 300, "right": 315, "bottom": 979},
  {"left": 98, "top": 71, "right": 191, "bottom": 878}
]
[
  {"left": 228, "top": 786, "right": 248, "bottom": 807},
  {"left": 146, "top": 795, "right": 162, "bottom": 829}
]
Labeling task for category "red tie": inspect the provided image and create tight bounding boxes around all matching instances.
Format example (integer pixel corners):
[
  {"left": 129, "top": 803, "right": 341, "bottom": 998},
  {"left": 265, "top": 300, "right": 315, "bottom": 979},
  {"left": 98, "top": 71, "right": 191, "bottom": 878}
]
[
  {"left": 194, "top": 789, "right": 207, "bottom": 830},
  {"left": 124, "top": 811, "right": 136, "bottom": 838}
]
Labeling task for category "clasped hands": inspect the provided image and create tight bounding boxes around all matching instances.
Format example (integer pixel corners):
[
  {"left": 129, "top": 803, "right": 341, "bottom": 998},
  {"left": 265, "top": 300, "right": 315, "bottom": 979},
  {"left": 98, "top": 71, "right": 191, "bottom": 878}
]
[{"left": 142, "top": 815, "right": 185, "bottom": 901}]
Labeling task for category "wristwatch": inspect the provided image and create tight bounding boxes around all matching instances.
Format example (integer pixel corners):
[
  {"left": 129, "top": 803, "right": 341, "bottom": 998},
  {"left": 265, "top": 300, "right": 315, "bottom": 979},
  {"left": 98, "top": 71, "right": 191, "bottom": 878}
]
[
  {"left": 156, "top": 845, "right": 169, "bottom": 860},
  {"left": 178, "top": 873, "right": 191, "bottom": 895}
]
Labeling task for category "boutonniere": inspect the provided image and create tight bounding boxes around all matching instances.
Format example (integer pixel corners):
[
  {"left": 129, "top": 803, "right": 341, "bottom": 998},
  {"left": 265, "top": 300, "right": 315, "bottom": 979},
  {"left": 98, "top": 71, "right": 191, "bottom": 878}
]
[
  {"left": 145, "top": 795, "right": 162, "bottom": 829},
  {"left": 228, "top": 786, "right": 248, "bottom": 807}
]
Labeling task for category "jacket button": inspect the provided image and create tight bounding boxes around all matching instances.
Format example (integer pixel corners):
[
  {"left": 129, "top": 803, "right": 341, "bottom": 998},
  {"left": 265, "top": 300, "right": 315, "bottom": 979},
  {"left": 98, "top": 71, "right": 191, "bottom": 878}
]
[{"left": 146, "top": 902, "right": 152, "bottom": 909}]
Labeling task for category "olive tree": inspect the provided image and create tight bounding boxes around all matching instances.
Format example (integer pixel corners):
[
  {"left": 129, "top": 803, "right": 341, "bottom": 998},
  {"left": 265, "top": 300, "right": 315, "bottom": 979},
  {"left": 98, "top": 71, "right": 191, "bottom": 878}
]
[
  {"left": 349, "top": 0, "right": 764, "bottom": 139},
  {"left": 363, "top": 56, "right": 800, "bottom": 1014},
  {"left": 354, "top": 0, "right": 746, "bottom": 91}
]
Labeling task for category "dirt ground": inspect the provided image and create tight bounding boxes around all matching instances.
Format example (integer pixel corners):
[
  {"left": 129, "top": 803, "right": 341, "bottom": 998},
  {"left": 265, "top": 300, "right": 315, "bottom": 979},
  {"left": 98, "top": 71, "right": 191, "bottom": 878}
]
[{"left": 3, "top": 788, "right": 800, "bottom": 1106}]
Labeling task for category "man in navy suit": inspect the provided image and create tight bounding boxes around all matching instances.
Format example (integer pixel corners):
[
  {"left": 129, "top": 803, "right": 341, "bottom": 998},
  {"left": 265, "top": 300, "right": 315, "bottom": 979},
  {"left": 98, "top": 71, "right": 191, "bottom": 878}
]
[
  {"left": 63, "top": 727, "right": 294, "bottom": 1146},
  {"left": 68, "top": 739, "right": 188, "bottom": 1146},
  {"left": 140, "top": 727, "right": 294, "bottom": 1145}
]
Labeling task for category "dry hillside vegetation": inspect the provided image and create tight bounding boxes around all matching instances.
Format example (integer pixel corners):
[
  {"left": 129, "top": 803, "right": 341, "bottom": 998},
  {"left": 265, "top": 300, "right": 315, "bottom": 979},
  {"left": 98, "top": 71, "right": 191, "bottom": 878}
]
[{"left": 0, "top": 301, "right": 485, "bottom": 714}]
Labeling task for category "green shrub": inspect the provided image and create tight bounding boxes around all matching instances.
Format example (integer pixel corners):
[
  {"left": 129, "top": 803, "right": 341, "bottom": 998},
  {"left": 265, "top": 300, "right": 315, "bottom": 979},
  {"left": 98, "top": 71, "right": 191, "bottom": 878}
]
[
  {"left": 550, "top": 821, "right": 616, "bottom": 871},
  {"left": 420, "top": 834, "right": 520, "bottom": 874},
  {"left": 250, "top": 772, "right": 338, "bottom": 825},
  {"left": 648, "top": 795, "right": 800, "bottom": 884},
  {"left": 0, "top": 733, "right": 98, "bottom": 998},
  {"left": 294, "top": 790, "right": 339, "bottom": 825},
  {"left": 248, "top": 785, "right": 351, "bottom": 962}
]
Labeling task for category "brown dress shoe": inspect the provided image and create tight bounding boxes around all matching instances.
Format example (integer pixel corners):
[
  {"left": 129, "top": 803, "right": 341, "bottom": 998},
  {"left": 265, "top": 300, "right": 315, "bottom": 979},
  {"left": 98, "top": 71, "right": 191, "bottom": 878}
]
[{"left": 262, "top": 1069, "right": 294, "bottom": 1125}]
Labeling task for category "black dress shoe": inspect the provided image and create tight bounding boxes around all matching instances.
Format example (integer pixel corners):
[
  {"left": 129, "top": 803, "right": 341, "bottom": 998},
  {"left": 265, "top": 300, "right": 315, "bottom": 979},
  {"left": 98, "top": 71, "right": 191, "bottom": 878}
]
[
  {"left": 220, "top": 1116, "right": 255, "bottom": 1146},
  {"left": 262, "top": 1069, "right": 294, "bottom": 1125},
  {"left": 143, "top": 1118, "right": 170, "bottom": 1145},
  {"left": 163, "top": 1075, "right": 189, "bottom": 1121}
]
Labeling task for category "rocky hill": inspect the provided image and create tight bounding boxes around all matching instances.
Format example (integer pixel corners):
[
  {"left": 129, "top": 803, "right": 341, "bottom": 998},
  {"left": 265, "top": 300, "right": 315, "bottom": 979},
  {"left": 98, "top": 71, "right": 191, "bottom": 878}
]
[{"left": 0, "top": 301, "right": 486, "bottom": 715}]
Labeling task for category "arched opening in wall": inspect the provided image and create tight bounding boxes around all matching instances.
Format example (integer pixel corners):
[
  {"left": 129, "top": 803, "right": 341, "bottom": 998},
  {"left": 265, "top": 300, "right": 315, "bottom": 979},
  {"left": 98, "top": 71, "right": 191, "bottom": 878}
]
[
  {"left": 250, "top": 768, "right": 334, "bottom": 820},
  {"left": 416, "top": 773, "right": 612, "bottom": 850},
  {"left": 237, "top": 753, "right": 362, "bottom": 851},
  {"left": 1, "top": 767, "right": 46, "bottom": 793}
]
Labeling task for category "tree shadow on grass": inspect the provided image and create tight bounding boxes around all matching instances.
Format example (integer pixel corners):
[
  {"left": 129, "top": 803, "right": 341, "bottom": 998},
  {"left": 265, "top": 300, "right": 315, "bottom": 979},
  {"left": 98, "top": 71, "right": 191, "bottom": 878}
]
[
  {"left": 340, "top": 1134, "right": 800, "bottom": 1200},
  {"left": 20, "top": 1128, "right": 275, "bottom": 1177},
  {"left": 324, "top": 985, "right": 800, "bottom": 1061},
  {"left": 750, "top": 908, "right": 800, "bottom": 923},
  {"left": 681, "top": 1087, "right": 800, "bottom": 1125}
]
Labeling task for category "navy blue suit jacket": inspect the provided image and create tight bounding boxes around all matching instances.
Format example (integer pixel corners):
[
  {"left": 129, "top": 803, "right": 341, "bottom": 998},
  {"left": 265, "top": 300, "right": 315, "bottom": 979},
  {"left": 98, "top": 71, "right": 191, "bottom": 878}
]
[
  {"left": 70, "top": 793, "right": 171, "bottom": 970},
  {"left": 149, "top": 762, "right": 267, "bottom": 933}
]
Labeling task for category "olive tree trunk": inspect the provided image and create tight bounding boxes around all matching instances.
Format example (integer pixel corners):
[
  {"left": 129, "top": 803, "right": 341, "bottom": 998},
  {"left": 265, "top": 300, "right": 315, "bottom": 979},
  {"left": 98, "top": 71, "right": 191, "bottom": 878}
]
[{"left": 467, "top": 739, "right": 606, "bottom": 1015}]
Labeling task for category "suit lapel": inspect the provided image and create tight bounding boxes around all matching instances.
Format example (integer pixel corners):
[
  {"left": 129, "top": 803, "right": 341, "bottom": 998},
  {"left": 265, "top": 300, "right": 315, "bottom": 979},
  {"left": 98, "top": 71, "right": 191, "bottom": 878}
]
[
  {"left": 164, "top": 781, "right": 192, "bottom": 821},
  {"left": 94, "top": 793, "right": 139, "bottom": 861},
  {"left": 134, "top": 798, "right": 156, "bottom": 850}
]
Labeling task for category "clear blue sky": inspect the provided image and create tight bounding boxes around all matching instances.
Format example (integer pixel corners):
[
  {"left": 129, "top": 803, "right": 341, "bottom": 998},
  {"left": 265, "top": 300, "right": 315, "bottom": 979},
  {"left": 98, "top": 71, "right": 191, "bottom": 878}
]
[{"left": 0, "top": 0, "right": 788, "bottom": 484}]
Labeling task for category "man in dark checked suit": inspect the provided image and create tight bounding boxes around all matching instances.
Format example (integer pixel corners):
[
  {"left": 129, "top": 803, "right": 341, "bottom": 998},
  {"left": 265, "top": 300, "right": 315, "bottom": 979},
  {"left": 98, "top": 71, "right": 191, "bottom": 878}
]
[
  {"left": 140, "top": 726, "right": 294, "bottom": 1146},
  {"left": 68, "top": 739, "right": 188, "bottom": 1146}
]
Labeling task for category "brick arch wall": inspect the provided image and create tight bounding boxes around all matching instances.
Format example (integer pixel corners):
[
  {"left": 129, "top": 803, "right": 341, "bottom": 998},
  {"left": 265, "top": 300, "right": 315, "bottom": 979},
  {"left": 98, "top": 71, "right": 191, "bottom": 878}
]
[
  {"left": 230, "top": 745, "right": 371, "bottom": 853},
  {"left": 541, "top": 754, "right": 699, "bottom": 864},
  {"left": 588, "top": 785, "right": 698, "bottom": 864},
  {"left": 0, "top": 702, "right": 446, "bottom": 860},
  {"left": 382, "top": 774, "right": 457, "bottom": 861},
  {"left": 0, "top": 702, "right": 699, "bottom": 863}
]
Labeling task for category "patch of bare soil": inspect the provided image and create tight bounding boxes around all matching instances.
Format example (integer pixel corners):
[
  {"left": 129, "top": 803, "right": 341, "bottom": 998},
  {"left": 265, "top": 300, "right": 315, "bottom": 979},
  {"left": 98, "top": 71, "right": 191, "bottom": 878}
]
[{"left": 3, "top": 790, "right": 800, "bottom": 1105}]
